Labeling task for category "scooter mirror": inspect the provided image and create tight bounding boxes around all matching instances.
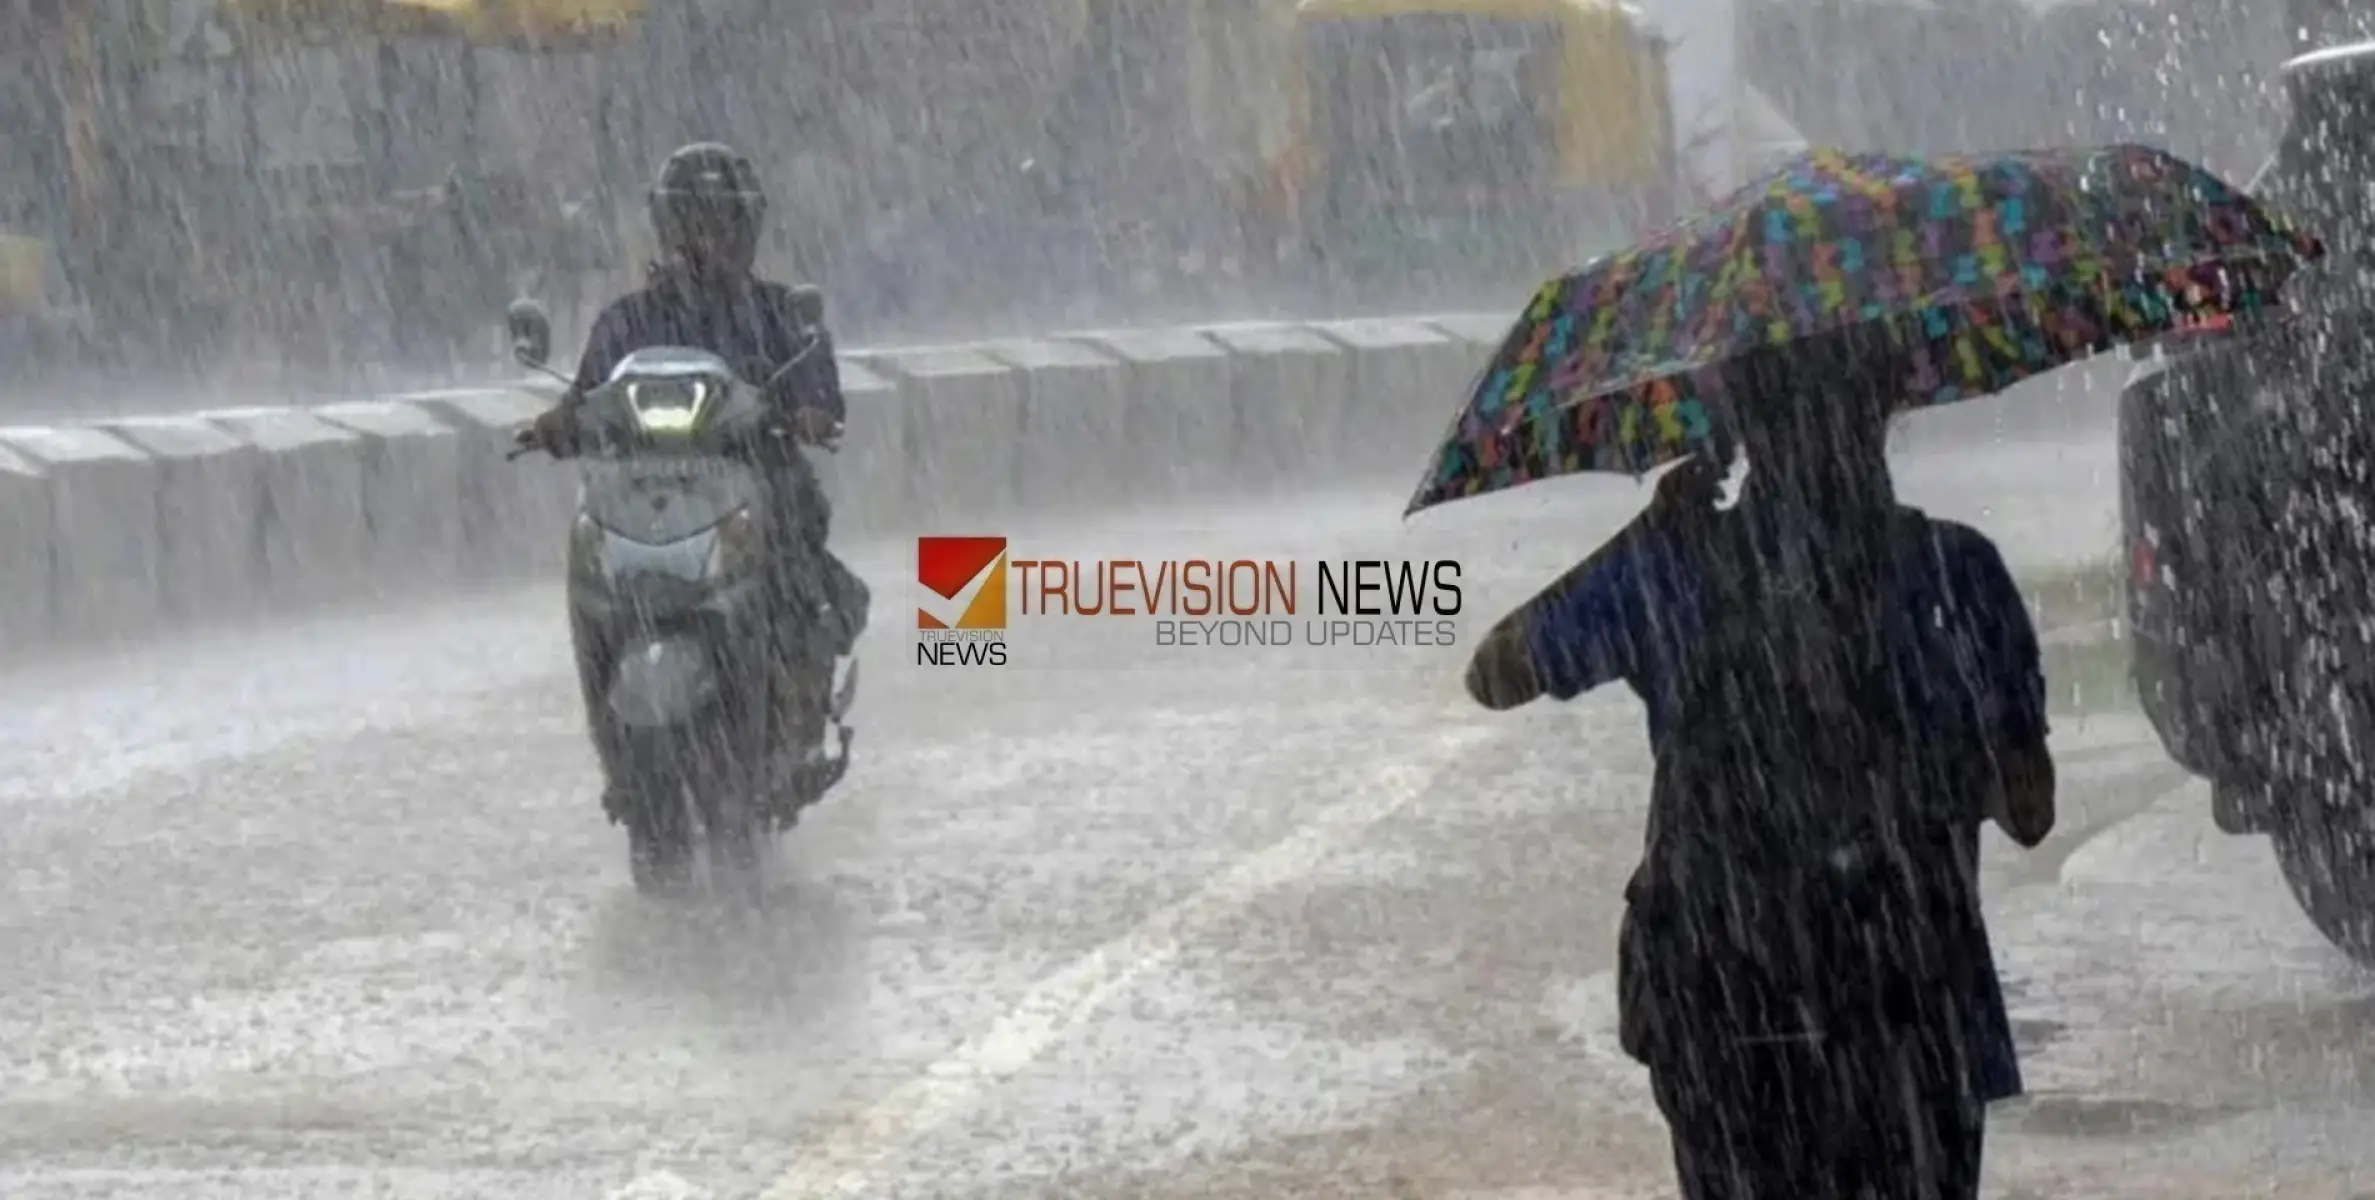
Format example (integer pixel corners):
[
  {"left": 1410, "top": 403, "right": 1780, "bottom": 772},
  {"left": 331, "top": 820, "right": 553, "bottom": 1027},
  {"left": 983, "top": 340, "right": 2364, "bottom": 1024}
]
[{"left": 506, "top": 298, "right": 554, "bottom": 368}]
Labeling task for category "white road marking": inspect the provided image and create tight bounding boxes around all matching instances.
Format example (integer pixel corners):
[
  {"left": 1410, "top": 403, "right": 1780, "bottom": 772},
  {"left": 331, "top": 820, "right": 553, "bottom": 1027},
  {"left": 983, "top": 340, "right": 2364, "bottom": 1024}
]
[
  {"left": 751, "top": 724, "right": 1496, "bottom": 1199},
  {"left": 608, "top": 1170, "right": 712, "bottom": 1200}
]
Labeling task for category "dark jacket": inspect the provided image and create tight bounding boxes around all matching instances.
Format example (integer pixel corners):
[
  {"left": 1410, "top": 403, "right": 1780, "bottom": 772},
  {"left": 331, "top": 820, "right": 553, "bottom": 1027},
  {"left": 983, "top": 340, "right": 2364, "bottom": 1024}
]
[
  {"left": 570, "top": 269, "right": 846, "bottom": 422},
  {"left": 1540, "top": 505, "right": 2034, "bottom": 1105}
]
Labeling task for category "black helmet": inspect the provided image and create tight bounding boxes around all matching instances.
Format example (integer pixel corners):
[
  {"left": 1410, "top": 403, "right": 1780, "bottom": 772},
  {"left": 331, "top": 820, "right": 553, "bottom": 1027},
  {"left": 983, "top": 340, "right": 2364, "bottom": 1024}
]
[{"left": 650, "top": 142, "right": 766, "bottom": 277}]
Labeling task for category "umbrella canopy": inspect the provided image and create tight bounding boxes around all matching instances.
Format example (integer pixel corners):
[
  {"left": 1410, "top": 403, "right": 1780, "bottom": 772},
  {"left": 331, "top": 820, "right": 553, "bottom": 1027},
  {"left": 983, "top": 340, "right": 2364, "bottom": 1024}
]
[
  {"left": 217, "top": 0, "right": 641, "bottom": 49},
  {"left": 1406, "top": 143, "right": 2322, "bottom": 517}
]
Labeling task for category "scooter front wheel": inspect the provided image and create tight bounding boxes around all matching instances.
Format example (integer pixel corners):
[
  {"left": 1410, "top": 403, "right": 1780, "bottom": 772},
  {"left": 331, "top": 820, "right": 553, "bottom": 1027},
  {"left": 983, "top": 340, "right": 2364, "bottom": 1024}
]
[
  {"left": 701, "top": 788, "right": 771, "bottom": 883},
  {"left": 626, "top": 800, "right": 696, "bottom": 895}
]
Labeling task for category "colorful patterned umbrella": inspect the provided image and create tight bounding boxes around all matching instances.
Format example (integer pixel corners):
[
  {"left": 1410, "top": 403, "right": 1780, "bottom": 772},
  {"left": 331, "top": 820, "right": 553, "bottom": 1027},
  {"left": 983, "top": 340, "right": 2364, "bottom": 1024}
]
[{"left": 1406, "top": 144, "right": 2324, "bottom": 517}]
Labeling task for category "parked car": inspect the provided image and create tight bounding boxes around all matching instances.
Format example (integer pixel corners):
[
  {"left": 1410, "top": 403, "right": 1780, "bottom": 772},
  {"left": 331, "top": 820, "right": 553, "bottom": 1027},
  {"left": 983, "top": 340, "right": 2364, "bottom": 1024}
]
[{"left": 2120, "top": 39, "right": 2375, "bottom": 963}]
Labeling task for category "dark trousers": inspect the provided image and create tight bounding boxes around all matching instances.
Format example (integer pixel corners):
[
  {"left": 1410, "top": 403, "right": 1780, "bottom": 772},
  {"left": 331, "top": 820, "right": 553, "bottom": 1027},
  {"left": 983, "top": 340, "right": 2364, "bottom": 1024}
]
[
  {"left": 760, "top": 464, "right": 867, "bottom": 655},
  {"left": 1653, "top": 1032, "right": 1985, "bottom": 1200}
]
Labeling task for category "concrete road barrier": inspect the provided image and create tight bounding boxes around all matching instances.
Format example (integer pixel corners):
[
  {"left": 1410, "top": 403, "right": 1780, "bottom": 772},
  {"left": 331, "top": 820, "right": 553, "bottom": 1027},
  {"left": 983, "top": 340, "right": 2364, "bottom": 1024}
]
[
  {"left": 1201, "top": 322, "right": 1353, "bottom": 501},
  {"left": 1894, "top": 355, "right": 2129, "bottom": 454},
  {"left": 816, "top": 356, "right": 903, "bottom": 540},
  {"left": 0, "top": 443, "right": 51, "bottom": 649},
  {"left": 985, "top": 338, "right": 1131, "bottom": 513},
  {"left": 407, "top": 387, "right": 573, "bottom": 579},
  {"left": 0, "top": 308, "right": 2127, "bottom": 659},
  {"left": 204, "top": 407, "right": 370, "bottom": 611},
  {"left": 1067, "top": 327, "right": 1234, "bottom": 501},
  {"left": 874, "top": 346, "right": 1025, "bottom": 526},
  {"left": 1426, "top": 312, "right": 1516, "bottom": 354},
  {"left": 99, "top": 415, "right": 262, "bottom": 626},
  {"left": 315, "top": 400, "right": 467, "bottom": 593},
  {"left": 1314, "top": 317, "right": 1480, "bottom": 484},
  {"left": 0, "top": 424, "right": 158, "bottom": 644}
]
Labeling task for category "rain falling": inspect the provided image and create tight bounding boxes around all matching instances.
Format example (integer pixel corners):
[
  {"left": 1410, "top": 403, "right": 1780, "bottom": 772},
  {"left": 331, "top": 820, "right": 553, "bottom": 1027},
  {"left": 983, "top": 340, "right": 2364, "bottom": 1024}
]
[{"left": 2, "top": 0, "right": 2374, "bottom": 1197}]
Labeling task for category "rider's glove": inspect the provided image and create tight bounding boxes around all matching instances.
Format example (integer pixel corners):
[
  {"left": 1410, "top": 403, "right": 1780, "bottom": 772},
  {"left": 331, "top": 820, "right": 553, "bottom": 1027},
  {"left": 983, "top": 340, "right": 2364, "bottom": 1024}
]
[
  {"left": 787, "top": 405, "right": 840, "bottom": 444},
  {"left": 521, "top": 403, "right": 580, "bottom": 456}
]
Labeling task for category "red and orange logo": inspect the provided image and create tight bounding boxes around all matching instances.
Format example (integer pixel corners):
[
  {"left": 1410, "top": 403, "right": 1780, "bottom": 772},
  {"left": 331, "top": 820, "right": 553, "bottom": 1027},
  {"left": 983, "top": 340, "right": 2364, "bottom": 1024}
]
[{"left": 916, "top": 536, "right": 1008, "bottom": 631}]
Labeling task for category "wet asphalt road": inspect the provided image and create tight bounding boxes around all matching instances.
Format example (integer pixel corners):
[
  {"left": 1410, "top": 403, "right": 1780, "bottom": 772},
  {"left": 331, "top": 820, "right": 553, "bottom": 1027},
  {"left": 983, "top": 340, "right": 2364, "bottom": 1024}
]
[{"left": 5, "top": 431, "right": 2374, "bottom": 1198}]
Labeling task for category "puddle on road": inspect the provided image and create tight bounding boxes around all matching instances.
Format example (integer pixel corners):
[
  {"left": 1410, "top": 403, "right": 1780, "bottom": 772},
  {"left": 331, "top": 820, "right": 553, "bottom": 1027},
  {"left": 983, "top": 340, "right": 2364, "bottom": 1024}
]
[
  {"left": 2010, "top": 1016, "right": 2068, "bottom": 1053},
  {"left": 2012, "top": 1093, "right": 2240, "bottom": 1139}
]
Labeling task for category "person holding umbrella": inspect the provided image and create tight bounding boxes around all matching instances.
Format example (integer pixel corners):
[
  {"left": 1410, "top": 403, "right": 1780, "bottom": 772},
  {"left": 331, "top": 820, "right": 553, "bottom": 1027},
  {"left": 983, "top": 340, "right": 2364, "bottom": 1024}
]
[
  {"left": 1469, "top": 323, "right": 2049, "bottom": 1198},
  {"left": 1412, "top": 145, "right": 2321, "bottom": 1197}
]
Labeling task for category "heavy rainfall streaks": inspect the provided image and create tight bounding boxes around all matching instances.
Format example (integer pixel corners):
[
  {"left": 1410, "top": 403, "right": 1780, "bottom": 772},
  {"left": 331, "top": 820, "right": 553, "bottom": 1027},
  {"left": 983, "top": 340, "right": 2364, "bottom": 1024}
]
[{"left": 5, "top": 2, "right": 2375, "bottom": 1200}]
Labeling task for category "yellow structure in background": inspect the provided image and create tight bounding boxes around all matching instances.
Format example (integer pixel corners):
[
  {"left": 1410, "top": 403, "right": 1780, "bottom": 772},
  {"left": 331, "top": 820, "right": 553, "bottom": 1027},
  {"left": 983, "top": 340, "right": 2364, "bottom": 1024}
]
[
  {"left": 1035, "top": 0, "right": 1678, "bottom": 248},
  {"left": 217, "top": 0, "right": 644, "bottom": 47},
  {"left": 0, "top": 236, "right": 49, "bottom": 319},
  {"left": 1285, "top": 0, "right": 1674, "bottom": 194}
]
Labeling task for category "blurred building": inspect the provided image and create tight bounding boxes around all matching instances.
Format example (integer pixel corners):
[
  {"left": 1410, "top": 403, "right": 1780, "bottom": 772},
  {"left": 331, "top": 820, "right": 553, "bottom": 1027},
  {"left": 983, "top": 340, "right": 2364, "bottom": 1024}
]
[
  {"left": 2290, "top": 0, "right": 2375, "bottom": 49},
  {"left": 1738, "top": 0, "right": 2296, "bottom": 179},
  {"left": 0, "top": 0, "right": 2350, "bottom": 385}
]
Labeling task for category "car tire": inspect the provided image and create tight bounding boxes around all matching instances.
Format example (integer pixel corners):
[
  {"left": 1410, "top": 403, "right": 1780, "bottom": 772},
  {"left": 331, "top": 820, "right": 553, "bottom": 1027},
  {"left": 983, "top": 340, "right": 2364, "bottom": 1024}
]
[{"left": 2270, "top": 801, "right": 2375, "bottom": 968}]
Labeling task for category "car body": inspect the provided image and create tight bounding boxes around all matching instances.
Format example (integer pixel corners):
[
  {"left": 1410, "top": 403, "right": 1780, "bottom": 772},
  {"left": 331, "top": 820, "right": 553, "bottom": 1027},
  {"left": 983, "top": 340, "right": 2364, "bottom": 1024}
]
[{"left": 2120, "top": 39, "right": 2375, "bottom": 962}]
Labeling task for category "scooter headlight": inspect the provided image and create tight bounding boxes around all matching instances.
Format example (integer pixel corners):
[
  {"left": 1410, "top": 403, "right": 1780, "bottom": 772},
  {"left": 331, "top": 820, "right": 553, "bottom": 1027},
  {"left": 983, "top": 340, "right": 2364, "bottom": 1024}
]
[
  {"left": 624, "top": 377, "right": 716, "bottom": 435},
  {"left": 706, "top": 506, "right": 763, "bottom": 582}
]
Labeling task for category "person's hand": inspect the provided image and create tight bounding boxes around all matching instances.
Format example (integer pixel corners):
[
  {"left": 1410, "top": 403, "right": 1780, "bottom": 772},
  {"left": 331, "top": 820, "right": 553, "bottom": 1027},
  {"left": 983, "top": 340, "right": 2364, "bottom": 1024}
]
[
  {"left": 1649, "top": 453, "right": 1723, "bottom": 524},
  {"left": 1983, "top": 742, "right": 2057, "bottom": 848},
  {"left": 788, "top": 406, "right": 841, "bottom": 445},
  {"left": 1464, "top": 617, "right": 1544, "bottom": 710},
  {"left": 517, "top": 404, "right": 579, "bottom": 458}
]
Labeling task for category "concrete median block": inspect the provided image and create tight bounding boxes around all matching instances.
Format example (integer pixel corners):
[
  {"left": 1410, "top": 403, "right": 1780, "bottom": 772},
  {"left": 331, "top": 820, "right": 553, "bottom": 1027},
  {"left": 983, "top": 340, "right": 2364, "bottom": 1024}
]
[
  {"left": 0, "top": 425, "right": 160, "bottom": 643},
  {"left": 1199, "top": 322, "right": 1353, "bottom": 498},
  {"left": 408, "top": 388, "right": 574, "bottom": 579},
  {"left": 204, "top": 407, "right": 369, "bottom": 609},
  {"left": 1425, "top": 312, "right": 1517, "bottom": 354},
  {"left": 0, "top": 444, "right": 52, "bottom": 653},
  {"left": 1892, "top": 357, "right": 2127, "bottom": 455},
  {"left": 99, "top": 415, "right": 263, "bottom": 626},
  {"left": 982, "top": 338, "right": 1130, "bottom": 510},
  {"left": 1065, "top": 328, "right": 1233, "bottom": 500},
  {"left": 315, "top": 400, "right": 466, "bottom": 593},
  {"left": 1313, "top": 318, "right": 1476, "bottom": 483},
  {"left": 817, "top": 355, "right": 906, "bottom": 540},
  {"left": 875, "top": 346, "right": 1025, "bottom": 525}
]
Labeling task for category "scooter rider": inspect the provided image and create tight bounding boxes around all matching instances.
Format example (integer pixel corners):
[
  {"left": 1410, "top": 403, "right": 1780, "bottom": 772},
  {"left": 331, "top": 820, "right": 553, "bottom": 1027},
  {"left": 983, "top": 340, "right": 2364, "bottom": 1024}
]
[{"left": 521, "top": 143, "right": 869, "bottom": 746}]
